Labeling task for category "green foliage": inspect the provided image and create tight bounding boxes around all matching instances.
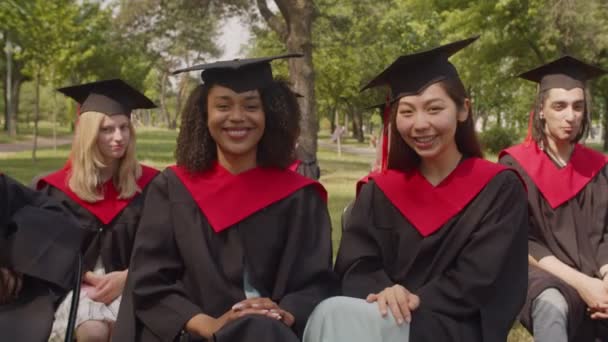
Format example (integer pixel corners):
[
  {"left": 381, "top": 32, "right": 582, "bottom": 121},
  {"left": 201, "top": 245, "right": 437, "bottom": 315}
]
[{"left": 480, "top": 125, "right": 518, "bottom": 154}]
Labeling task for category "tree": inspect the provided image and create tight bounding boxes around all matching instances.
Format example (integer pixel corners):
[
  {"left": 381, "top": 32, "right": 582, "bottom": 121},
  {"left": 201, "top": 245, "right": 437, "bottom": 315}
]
[{"left": 255, "top": 0, "right": 319, "bottom": 164}]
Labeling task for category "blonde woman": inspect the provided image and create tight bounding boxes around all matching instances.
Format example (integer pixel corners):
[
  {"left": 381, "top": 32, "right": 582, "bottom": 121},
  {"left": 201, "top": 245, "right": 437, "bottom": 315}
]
[{"left": 36, "top": 79, "right": 158, "bottom": 342}]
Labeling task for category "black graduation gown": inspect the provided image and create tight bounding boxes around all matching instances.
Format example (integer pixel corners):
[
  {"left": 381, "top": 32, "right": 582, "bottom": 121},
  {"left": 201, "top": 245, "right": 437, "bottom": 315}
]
[
  {"left": 500, "top": 154, "right": 608, "bottom": 341},
  {"left": 0, "top": 174, "right": 84, "bottom": 342},
  {"left": 113, "top": 168, "right": 336, "bottom": 342},
  {"left": 336, "top": 171, "right": 529, "bottom": 342},
  {"left": 38, "top": 182, "right": 148, "bottom": 275}
]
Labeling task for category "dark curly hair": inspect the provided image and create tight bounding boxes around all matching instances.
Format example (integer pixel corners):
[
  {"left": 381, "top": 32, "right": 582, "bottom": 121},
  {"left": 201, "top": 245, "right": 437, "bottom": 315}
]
[
  {"left": 387, "top": 77, "right": 483, "bottom": 172},
  {"left": 175, "top": 80, "right": 301, "bottom": 172}
]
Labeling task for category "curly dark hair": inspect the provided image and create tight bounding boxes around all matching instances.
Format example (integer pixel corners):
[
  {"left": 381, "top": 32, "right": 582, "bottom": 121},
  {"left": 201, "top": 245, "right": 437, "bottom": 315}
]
[
  {"left": 387, "top": 77, "right": 483, "bottom": 172},
  {"left": 175, "top": 80, "right": 301, "bottom": 172}
]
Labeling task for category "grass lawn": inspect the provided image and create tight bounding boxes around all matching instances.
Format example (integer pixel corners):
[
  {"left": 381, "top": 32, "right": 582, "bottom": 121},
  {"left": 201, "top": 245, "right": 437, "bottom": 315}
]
[
  {"left": 0, "top": 128, "right": 532, "bottom": 341},
  {"left": 0, "top": 121, "right": 72, "bottom": 144}
]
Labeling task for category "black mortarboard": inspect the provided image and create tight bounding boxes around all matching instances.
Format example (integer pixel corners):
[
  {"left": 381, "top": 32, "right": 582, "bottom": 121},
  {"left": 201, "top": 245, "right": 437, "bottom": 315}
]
[
  {"left": 361, "top": 36, "right": 479, "bottom": 101},
  {"left": 172, "top": 53, "right": 303, "bottom": 93},
  {"left": 365, "top": 102, "right": 386, "bottom": 112},
  {"left": 518, "top": 55, "right": 607, "bottom": 92},
  {"left": 57, "top": 79, "right": 156, "bottom": 117}
]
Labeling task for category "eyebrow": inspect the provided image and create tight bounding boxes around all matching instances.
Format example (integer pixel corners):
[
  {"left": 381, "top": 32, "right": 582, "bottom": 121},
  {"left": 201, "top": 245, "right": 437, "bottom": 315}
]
[{"left": 399, "top": 98, "right": 445, "bottom": 107}]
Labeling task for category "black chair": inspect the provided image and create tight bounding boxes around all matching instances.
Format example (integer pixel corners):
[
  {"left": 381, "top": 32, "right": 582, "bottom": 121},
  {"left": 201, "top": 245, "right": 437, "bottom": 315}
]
[{"left": 64, "top": 254, "right": 82, "bottom": 342}]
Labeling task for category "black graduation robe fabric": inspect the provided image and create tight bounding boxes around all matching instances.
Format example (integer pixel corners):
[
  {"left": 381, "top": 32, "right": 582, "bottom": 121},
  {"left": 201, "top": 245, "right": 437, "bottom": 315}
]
[
  {"left": 36, "top": 166, "right": 158, "bottom": 274},
  {"left": 336, "top": 170, "right": 529, "bottom": 342},
  {"left": 0, "top": 174, "right": 85, "bottom": 342},
  {"left": 112, "top": 167, "right": 336, "bottom": 342},
  {"left": 499, "top": 145, "right": 608, "bottom": 341}
]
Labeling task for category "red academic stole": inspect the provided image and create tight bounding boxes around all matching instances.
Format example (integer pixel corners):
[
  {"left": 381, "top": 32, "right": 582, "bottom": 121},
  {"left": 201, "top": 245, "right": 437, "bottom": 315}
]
[
  {"left": 370, "top": 158, "right": 508, "bottom": 237},
  {"left": 288, "top": 159, "right": 302, "bottom": 172},
  {"left": 500, "top": 143, "right": 608, "bottom": 209},
  {"left": 37, "top": 165, "right": 159, "bottom": 224},
  {"left": 169, "top": 163, "right": 327, "bottom": 233}
]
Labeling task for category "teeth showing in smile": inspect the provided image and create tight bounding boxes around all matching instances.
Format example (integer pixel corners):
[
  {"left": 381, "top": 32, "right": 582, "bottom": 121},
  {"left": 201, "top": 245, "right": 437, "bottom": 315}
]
[
  {"left": 225, "top": 128, "right": 249, "bottom": 138},
  {"left": 414, "top": 136, "right": 435, "bottom": 143}
]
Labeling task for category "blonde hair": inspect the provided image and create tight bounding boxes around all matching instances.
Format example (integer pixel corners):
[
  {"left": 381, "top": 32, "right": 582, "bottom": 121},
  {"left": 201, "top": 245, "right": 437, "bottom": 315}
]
[{"left": 68, "top": 111, "right": 142, "bottom": 202}]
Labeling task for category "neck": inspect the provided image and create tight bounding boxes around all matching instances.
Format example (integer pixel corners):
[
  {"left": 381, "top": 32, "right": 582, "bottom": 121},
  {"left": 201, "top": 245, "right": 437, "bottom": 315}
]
[
  {"left": 100, "top": 159, "right": 119, "bottom": 183},
  {"left": 217, "top": 150, "right": 257, "bottom": 174},
  {"left": 419, "top": 143, "right": 463, "bottom": 186},
  {"left": 544, "top": 135, "right": 574, "bottom": 164}
]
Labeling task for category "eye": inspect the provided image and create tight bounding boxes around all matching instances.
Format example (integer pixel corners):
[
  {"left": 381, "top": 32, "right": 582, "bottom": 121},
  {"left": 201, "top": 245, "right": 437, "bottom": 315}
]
[
  {"left": 216, "top": 103, "right": 230, "bottom": 111},
  {"left": 428, "top": 107, "right": 443, "bottom": 113},
  {"left": 101, "top": 127, "right": 113, "bottom": 133},
  {"left": 573, "top": 103, "right": 585, "bottom": 112},
  {"left": 399, "top": 108, "right": 413, "bottom": 116},
  {"left": 552, "top": 103, "right": 565, "bottom": 110},
  {"left": 245, "top": 104, "right": 261, "bottom": 111}
]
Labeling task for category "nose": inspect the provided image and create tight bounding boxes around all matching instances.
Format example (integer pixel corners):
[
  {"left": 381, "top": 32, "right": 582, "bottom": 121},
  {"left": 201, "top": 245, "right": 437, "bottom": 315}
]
[
  {"left": 563, "top": 105, "right": 576, "bottom": 122},
  {"left": 113, "top": 128, "right": 124, "bottom": 142},
  {"left": 228, "top": 107, "right": 246, "bottom": 122},
  {"left": 412, "top": 112, "right": 430, "bottom": 131}
]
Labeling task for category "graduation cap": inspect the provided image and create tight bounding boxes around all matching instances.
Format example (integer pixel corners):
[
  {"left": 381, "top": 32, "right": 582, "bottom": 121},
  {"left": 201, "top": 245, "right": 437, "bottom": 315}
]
[
  {"left": 57, "top": 79, "right": 156, "bottom": 117},
  {"left": 365, "top": 102, "right": 386, "bottom": 113},
  {"left": 361, "top": 36, "right": 479, "bottom": 101},
  {"left": 518, "top": 55, "right": 607, "bottom": 92},
  {"left": 172, "top": 53, "right": 303, "bottom": 93}
]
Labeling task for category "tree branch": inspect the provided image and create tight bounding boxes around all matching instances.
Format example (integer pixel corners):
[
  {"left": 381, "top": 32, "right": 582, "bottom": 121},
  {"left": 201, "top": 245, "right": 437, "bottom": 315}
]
[{"left": 256, "top": 0, "right": 287, "bottom": 42}]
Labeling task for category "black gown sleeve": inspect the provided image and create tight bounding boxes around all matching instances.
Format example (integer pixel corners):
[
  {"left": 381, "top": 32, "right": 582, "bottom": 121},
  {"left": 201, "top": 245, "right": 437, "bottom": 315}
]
[
  {"left": 499, "top": 154, "right": 553, "bottom": 261},
  {"left": 1, "top": 174, "right": 84, "bottom": 290},
  {"left": 127, "top": 173, "right": 203, "bottom": 341},
  {"left": 274, "top": 186, "right": 337, "bottom": 337},
  {"left": 335, "top": 181, "right": 394, "bottom": 298}
]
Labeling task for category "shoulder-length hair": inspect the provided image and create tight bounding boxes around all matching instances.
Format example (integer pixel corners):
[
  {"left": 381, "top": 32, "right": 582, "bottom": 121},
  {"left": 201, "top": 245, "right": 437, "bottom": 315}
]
[
  {"left": 68, "top": 111, "right": 142, "bottom": 202},
  {"left": 175, "top": 80, "right": 301, "bottom": 172},
  {"left": 531, "top": 87, "right": 591, "bottom": 145},
  {"left": 387, "top": 78, "right": 483, "bottom": 172}
]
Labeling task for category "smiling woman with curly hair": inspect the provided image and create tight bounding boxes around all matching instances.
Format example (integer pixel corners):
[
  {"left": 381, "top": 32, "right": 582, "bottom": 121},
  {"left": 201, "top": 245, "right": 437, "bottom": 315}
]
[{"left": 114, "top": 54, "right": 337, "bottom": 342}]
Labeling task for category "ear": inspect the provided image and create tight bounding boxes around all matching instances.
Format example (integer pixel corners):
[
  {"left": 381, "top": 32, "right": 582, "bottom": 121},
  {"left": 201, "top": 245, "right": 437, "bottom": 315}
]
[{"left": 457, "top": 98, "right": 470, "bottom": 122}]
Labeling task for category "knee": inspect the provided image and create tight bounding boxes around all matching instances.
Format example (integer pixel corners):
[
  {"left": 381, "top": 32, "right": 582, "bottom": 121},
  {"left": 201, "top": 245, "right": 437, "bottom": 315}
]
[
  {"left": 533, "top": 288, "right": 569, "bottom": 318},
  {"left": 76, "top": 320, "right": 111, "bottom": 342},
  {"left": 311, "top": 296, "right": 353, "bottom": 318}
]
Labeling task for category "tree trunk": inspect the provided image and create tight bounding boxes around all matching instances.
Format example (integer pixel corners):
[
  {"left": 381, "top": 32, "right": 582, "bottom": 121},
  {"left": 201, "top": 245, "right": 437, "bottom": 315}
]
[
  {"left": 258, "top": 0, "right": 318, "bottom": 165},
  {"left": 3, "top": 65, "right": 24, "bottom": 136},
  {"left": 603, "top": 96, "right": 608, "bottom": 151},
  {"left": 159, "top": 71, "right": 173, "bottom": 129},
  {"left": 52, "top": 89, "right": 58, "bottom": 152},
  {"left": 356, "top": 109, "right": 364, "bottom": 142},
  {"left": 32, "top": 70, "right": 41, "bottom": 162}
]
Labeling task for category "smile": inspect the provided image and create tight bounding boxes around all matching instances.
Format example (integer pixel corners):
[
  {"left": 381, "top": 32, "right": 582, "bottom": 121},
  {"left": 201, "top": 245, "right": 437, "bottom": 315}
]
[
  {"left": 223, "top": 128, "right": 253, "bottom": 138},
  {"left": 413, "top": 136, "right": 436, "bottom": 143}
]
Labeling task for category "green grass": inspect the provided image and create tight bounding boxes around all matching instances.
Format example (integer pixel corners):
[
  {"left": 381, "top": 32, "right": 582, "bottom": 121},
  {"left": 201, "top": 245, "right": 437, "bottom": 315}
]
[
  {"left": 0, "top": 121, "right": 72, "bottom": 144},
  {"left": 0, "top": 128, "right": 532, "bottom": 341}
]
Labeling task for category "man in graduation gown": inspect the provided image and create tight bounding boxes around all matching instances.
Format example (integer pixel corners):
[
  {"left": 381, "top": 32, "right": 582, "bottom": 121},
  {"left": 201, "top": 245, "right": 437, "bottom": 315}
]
[
  {"left": 0, "top": 173, "right": 85, "bottom": 341},
  {"left": 500, "top": 56, "right": 608, "bottom": 341},
  {"left": 113, "top": 54, "right": 337, "bottom": 342}
]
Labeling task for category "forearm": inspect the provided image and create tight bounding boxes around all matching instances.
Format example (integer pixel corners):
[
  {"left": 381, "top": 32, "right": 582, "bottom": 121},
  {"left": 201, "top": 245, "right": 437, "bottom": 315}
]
[
  {"left": 538, "top": 255, "right": 591, "bottom": 290},
  {"left": 185, "top": 313, "right": 218, "bottom": 339}
]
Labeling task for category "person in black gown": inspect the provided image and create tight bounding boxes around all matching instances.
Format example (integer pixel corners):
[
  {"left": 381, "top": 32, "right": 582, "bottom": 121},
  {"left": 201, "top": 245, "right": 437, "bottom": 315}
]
[
  {"left": 304, "top": 37, "right": 529, "bottom": 342},
  {"left": 113, "top": 54, "right": 336, "bottom": 342},
  {"left": 0, "top": 172, "right": 84, "bottom": 341},
  {"left": 36, "top": 79, "right": 159, "bottom": 342},
  {"left": 500, "top": 56, "right": 608, "bottom": 342}
]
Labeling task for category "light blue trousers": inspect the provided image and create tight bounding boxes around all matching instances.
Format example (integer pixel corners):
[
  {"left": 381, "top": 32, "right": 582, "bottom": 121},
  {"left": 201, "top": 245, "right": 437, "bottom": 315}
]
[{"left": 303, "top": 296, "right": 410, "bottom": 342}]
